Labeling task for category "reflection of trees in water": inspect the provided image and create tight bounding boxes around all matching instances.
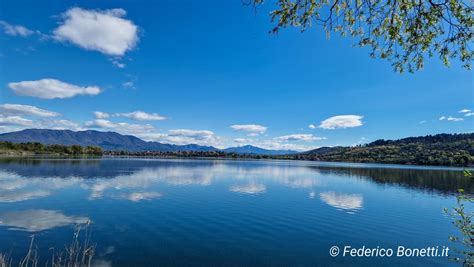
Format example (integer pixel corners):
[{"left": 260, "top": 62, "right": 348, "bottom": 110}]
[
  {"left": 308, "top": 166, "right": 474, "bottom": 195},
  {"left": 0, "top": 157, "right": 471, "bottom": 195},
  {"left": 0, "top": 157, "right": 104, "bottom": 178},
  {"left": 0, "top": 158, "right": 225, "bottom": 179}
]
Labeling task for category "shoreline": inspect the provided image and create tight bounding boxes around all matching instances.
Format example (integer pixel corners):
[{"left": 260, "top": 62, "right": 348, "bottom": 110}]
[{"left": 1, "top": 153, "right": 472, "bottom": 169}]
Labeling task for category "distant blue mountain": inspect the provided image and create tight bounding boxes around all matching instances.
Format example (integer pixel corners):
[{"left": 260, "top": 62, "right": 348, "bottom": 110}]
[
  {"left": 0, "top": 129, "right": 217, "bottom": 152},
  {"left": 223, "top": 145, "right": 297, "bottom": 155},
  {"left": 0, "top": 129, "right": 296, "bottom": 155}
]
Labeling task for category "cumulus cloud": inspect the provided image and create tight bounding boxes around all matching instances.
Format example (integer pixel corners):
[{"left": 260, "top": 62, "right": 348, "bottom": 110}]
[
  {"left": 0, "top": 113, "right": 83, "bottom": 132},
  {"left": 232, "top": 138, "right": 316, "bottom": 152},
  {"left": 274, "top": 134, "right": 326, "bottom": 142},
  {"left": 0, "top": 104, "right": 60, "bottom": 117},
  {"left": 164, "top": 129, "right": 217, "bottom": 145},
  {"left": 259, "top": 141, "right": 315, "bottom": 152},
  {"left": 93, "top": 111, "right": 166, "bottom": 121},
  {"left": 39, "top": 119, "right": 82, "bottom": 130},
  {"left": 94, "top": 111, "right": 110, "bottom": 119},
  {"left": 440, "top": 116, "right": 464, "bottom": 122},
  {"left": 465, "top": 112, "right": 474, "bottom": 117},
  {"left": 115, "top": 111, "right": 166, "bottom": 121},
  {"left": 168, "top": 129, "right": 214, "bottom": 140},
  {"left": 232, "top": 136, "right": 318, "bottom": 151},
  {"left": 8, "top": 79, "right": 101, "bottom": 99},
  {"left": 0, "top": 21, "right": 35, "bottom": 37},
  {"left": 85, "top": 119, "right": 154, "bottom": 134},
  {"left": 53, "top": 7, "right": 139, "bottom": 56},
  {"left": 234, "top": 138, "right": 253, "bottom": 144},
  {"left": 446, "top": 116, "right": 464, "bottom": 122},
  {"left": 459, "top": 109, "right": 471, "bottom": 113},
  {"left": 308, "top": 124, "right": 316, "bottom": 129},
  {"left": 230, "top": 124, "right": 267, "bottom": 135},
  {"left": 319, "top": 115, "right": 363, "bottom": 129},
  {"left": 139, "top": 129, "right": 220, "bottom": 146},
  {"left": 0, "top": 115, "right": 34, "bottom": 127}
]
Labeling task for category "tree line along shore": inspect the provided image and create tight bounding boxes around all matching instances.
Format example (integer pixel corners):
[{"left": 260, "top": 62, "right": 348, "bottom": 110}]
[{"left": 0, "top": 132, "right": 473, "bottom": 167}]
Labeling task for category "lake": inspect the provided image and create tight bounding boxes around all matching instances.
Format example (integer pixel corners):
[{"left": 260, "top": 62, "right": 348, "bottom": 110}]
[{"left": 0, "top": 157, "right": 472, "bottom": 266}]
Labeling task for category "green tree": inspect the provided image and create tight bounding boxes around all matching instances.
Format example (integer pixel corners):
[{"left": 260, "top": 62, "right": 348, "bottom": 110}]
[
  {"left": 248, "top": 0, "right": 473, "bottom": 73},
  {"left": 444, "top": 170, "right": 474, "bottom": 266}
]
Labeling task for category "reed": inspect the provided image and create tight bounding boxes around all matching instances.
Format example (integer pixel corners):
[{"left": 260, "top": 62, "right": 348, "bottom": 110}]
[{"left": 0, "top": 222, "right": 94, "bottom": 267}]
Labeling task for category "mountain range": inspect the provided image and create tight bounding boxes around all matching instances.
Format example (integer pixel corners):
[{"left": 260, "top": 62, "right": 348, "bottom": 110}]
[{"left": 0, "top": 129, "right": 297, "bottom": 155}]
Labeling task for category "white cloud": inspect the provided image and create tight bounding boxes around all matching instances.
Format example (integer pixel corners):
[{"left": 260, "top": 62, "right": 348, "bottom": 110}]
[
  {"left": 39, "top": 119, "right": 82, "bottom": 130},
  {"left": 274, "top": 134, "right": 326, "bottom": 142},
  {"left": 94, "top": 111, "right": 110, "bottom": 119},
  {"left": 162, "top": 129, "right": 217, "bottom": 145},
  {"left": 53, "top": 7, "right": 139, "bottom": 56},
  {"left": 320, "top": 191, "right": 363, "bottom": 211},
  {"left": 140, "top": 129, "right": 220, "bottom": 147},
  {"left": 459, "top": 109, "right": 471, "bottom": 113},
  {"left": 439, "top": 116, "right": 446, "bottom": 121},
  {"left": 0, "top": 115, "right": 34, "bottom": 127},
  {"left": 234, "top": 138, "right": 253, "bottom": 144},
  {"left": 319, "top": 115, "right": 363, "bottom": 129},
  {"left": 465, "top": 112, "right": 474, "bottom": 117},
  {"left": 115, "top": 111, "right": 166, "bottom": 121},
  {"left": 0, "top": 21, "right": 35, "bottom": 37},
  {"left": 0, "top": 104, "right": 60, "bottom": 117},
  {"left": 8, "top": 79, "right": 101, "bottom": 99},
  {"left": 0, "top": 116, "right": 82, "bottom": 132},
  {"left": 168, "top": 129, "right": 214, "bottom": 140},
  {"left": 122, "top": 81, "right": 135, "bottom": 89},
  {"left": 446, "top": 116, "right": 464, "bottom": 122},
  {"left": 419, "top": 120, "right": 427, "bottom": 124},
  {"left": 308, "top": 124, "right": 316, "bottom": 129},
  {"left": 258, "top": 141, "right": 315, "bottom": 152},
  {"left": 232, "top": 136, "right": 318, "bottom": 151},
  {"left": 111, "top": 59, "right": 126, "bottom": 68},
  {"left": 85, "top": 119, "right": 154, "bottom": 134},
  {"left": 233, "top": 139, "right": 316, "bottom": 152},
  {"left": 230, "top": 124, "right": 267, "bottom": 135}
]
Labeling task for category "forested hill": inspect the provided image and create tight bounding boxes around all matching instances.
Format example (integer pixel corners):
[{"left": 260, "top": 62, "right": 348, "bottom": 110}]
[{"left": 297, "top": 133, "right": 474, "bottom": 166}]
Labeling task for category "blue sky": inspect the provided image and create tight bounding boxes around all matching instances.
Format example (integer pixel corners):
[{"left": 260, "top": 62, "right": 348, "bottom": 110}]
[{"left": 0, "top": 0, "right": 472, "bottom": 150}]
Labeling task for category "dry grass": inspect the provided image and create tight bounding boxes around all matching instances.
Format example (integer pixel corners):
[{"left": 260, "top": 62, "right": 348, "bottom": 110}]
[
  {"left": 0, "top": 253, "right": 12, "bottom": 267},
  {"left": 1, "top": 222, "right": 94, "bottom": 267}
]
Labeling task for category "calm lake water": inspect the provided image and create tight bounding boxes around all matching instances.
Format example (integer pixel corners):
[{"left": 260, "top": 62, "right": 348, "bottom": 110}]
[{"left": 0, "top": 158, "right": 472, "bottom": 266}]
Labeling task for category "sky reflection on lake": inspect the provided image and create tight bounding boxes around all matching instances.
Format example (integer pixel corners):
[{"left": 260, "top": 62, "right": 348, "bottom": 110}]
[{"left": 0, "top": 158, "right": 471, "bottom": 266}]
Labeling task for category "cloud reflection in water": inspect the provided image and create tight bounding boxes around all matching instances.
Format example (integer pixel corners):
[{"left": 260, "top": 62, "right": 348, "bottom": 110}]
[
  {"left": 319, "top": 191, "right": 363, "bottom": 211},
  {"left": 0, "top": 161, "right": 322, "bottom": 202},
  {"left": 229, "top": 183, "right": 266, "bottom": 194},
  {"left": 0, "top": 209, "right": 89, "bottom": 232}
]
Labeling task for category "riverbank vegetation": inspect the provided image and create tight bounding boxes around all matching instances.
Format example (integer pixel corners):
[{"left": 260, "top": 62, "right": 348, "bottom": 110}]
[
  {"left": 2, "top": 133, "right": 473, "bottom": 167},
  {"left": 107, "top": 133, "right": 474, "bottom": 167},
  {"left": 0, "top": 141, "right": 103, "bottom": 156},
  {"left": 444, "top": 170, "right": 474, "bottom": 265},
  {"left": 0, "top": 223, "right": 94, "bottom": 267},
  {"left": 297, "top": 133, "right": 474, "bottom": 167}
]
